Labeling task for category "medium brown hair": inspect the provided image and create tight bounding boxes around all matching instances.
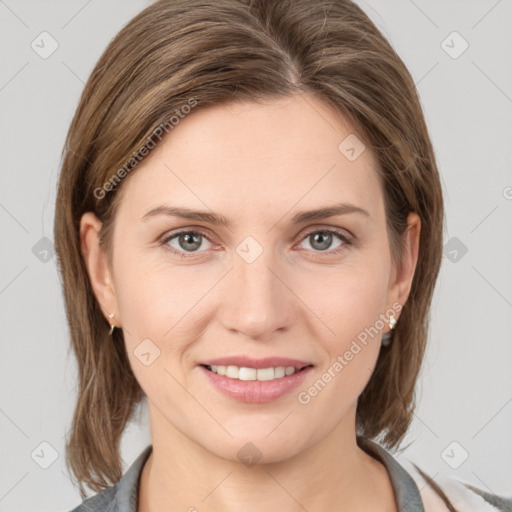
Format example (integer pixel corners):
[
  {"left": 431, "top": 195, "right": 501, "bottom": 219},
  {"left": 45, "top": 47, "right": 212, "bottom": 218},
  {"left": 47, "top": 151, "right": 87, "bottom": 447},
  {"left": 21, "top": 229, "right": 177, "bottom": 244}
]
[{"left": 54, "top": 0, "right": 444, "bottom": 498}]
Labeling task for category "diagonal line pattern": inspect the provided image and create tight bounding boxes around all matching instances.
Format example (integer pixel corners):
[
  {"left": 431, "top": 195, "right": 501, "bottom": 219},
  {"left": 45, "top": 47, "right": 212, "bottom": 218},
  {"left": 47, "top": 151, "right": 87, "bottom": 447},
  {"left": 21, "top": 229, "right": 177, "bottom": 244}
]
[
  {"left": 265, "top": 265, "right": 336, "bottom": 335},
  {"left": 164, "top": 367, "right": 234, "bottom": 438},
  {"left": 0, "top": 0, "right": 29, "bottom": 28},
  {"left": 470, "top": 204, "right": 499, "bottom": 233},
  {"left": 471, "top": 396, "right": 512, "bottom": 439},
  {"left": 200, "top": 471, "right": 234, "bottom": 502},
  {"left": 0, "top": 408, "right": 29, "bottom": 438},
  {"left": 471, "top": 266, "right": 512, "bottom": 308},
  {"left": 266, "top": 164, "right": 337, "bottom": 234},
  {"left": 0, "top": 472, "right": 30, "bottom": 502},
  {"left": 163, "top": 267, "right": 234, "bottom": 336},
  {"left": 0, "top": 62, "right": 29, "bottom": 92},
  {"left": 406, "top": 0, "right": 439, "bottom": 29},
  {"left": 265, "top": 410, "right": 294, "bottom": 438},
  {"left": 301, "top": 94, "right": 337, "bottom": 132},
  {"left": 61, "top": 0, "right": 93, "bottom": 29},
  {"left": 60, "top": 470, "right": 72, "bottom": 483},
  {"left": 468, "top": 472, "right": 512, "bottom": 510},
  {"left": 0, "top": 203, "right": 29, "bottom": 233},
  {"left": 0, "top": 266, "right": 28, "bottom": 295},
  {"left": 412, "top": 411, "right": 440, "bottom": 439},
  {"left": 265, "top": 471, "right": 311, "bottom": 511},
  {"left": 414, "top": 61, "right": 439, "bottom": 89},
  {"left": 61, "top": 61, "right": 85, "bottom": 85},
  {"left": 472, "top": 60, "right": 512, "bottom": 104},
  {"left": 471, "top": 0, "right": 503, "bottom": 30}
]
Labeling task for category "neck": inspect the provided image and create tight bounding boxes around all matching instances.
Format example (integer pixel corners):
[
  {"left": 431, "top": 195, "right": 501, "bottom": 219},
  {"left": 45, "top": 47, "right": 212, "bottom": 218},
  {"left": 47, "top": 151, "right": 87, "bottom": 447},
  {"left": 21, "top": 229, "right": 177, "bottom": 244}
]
[{"left": 138, "top": 404, "right": 397, "bottom": 512}]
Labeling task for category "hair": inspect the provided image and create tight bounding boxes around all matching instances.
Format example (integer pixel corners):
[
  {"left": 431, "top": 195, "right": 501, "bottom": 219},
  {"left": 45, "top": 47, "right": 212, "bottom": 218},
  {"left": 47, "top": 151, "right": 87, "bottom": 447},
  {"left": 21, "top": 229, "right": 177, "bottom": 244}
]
[{"left": 54, "top": 0, "right": 444, "bottom": 499}]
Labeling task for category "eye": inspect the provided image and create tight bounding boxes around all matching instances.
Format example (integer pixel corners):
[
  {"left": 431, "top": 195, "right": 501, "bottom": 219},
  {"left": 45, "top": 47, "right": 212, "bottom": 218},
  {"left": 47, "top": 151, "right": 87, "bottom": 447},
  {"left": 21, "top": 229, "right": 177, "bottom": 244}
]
[
  {"left": 297, "top": 227, "right": 352, "bottom": 253},
  {"left": 161, "top": 230, "right": 214, "bottom": 257},
  {"left": 160, "top": 226, "right": 353, "bottom": 258}
]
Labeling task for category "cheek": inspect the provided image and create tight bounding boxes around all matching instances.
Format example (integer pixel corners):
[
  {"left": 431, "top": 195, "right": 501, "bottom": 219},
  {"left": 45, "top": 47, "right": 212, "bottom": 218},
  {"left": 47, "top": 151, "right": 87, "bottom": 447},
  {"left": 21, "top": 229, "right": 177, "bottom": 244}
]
[
  {"left": 112, "top": 247, "right": 212, "bottom": 364},
  {"left": 296, "top": 250, "right": 391, "bottom": 392},
  {"left": 114, "top": 243, "right": 189, "bottom": 331},
  {"left": 295, "top": 269, "right": 389, "bottom": 415},
  {"left": 112, "top": 256, "right": 197, "bottom": 400},
  {"left": 303, "top": 260, "right": 391, "bottom": 344}
]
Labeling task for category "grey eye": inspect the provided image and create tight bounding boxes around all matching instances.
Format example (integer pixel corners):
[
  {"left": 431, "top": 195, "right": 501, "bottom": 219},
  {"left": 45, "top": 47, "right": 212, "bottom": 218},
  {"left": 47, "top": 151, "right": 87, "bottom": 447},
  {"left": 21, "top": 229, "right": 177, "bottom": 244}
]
[
  {"left": 300, "top": 231, "right": 344, "bottom": 252},
  {"left": 166, "top": 231, "right": 213, "bottom": 253}
]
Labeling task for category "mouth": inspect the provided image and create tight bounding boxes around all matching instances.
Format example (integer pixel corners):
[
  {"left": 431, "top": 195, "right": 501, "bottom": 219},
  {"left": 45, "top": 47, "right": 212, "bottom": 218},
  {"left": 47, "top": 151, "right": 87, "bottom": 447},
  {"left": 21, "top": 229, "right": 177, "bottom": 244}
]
[
  {"left": 201, "top": 363, "right": 313, "bottom": 381},
  {"left": 197, "top": 357, "right": 314, "bottom": 403}
]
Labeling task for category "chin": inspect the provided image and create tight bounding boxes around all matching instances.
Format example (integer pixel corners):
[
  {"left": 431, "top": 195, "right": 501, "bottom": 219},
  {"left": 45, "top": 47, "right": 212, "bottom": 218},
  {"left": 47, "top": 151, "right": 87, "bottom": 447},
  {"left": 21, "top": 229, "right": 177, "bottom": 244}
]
[{"left": 201, "top": 430, "right": 311, "bottom": 467}]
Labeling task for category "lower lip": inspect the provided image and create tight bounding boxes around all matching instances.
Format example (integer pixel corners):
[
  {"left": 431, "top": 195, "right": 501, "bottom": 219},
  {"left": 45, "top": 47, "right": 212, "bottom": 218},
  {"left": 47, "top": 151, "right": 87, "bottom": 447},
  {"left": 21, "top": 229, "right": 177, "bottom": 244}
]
[{"left": 199, "top": 365, "right": 313, "bottom": 403}]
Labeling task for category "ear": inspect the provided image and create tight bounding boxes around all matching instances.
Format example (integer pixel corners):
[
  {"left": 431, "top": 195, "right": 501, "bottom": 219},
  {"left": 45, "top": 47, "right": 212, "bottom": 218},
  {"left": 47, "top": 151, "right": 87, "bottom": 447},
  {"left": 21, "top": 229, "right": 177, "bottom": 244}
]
[
  {"left": 79, "top": 212, "right": 120, "bottom": 326},
  {"left": 387, "top": 212, "right": 421, "bottom": 320}
]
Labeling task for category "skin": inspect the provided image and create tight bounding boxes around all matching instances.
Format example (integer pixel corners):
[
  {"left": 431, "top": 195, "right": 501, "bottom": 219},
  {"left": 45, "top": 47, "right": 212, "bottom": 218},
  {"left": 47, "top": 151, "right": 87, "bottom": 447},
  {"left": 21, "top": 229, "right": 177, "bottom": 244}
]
[{"left": 80, "top": 93, "right": 420, "bottom": 512}]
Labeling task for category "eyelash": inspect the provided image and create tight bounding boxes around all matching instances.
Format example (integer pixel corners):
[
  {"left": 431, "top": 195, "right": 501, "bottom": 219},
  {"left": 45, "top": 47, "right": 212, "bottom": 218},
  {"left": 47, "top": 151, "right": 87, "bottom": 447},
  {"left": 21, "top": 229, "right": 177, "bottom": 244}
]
[{"left": 160, "top": 226, "right": 354, "bottom": 259}]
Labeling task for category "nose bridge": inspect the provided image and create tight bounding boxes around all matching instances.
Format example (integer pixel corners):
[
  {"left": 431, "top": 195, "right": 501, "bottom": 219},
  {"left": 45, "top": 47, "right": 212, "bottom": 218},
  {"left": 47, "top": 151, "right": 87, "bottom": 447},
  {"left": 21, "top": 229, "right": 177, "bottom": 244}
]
[{"left": 220, "top": 239, "right": 293, "bottom": 338}]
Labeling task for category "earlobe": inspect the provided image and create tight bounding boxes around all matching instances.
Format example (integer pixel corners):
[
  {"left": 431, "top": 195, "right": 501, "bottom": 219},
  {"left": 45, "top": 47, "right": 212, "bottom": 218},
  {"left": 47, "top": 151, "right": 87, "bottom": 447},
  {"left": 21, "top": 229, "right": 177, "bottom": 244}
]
[{"left": 79, "top": 212, "right": 119, "bottom": 324}]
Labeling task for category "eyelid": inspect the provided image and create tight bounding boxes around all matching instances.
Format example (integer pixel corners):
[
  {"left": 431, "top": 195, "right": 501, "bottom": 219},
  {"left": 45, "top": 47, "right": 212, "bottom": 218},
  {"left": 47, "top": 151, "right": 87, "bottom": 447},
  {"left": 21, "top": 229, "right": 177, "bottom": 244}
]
[
  {"left": 297, "top": 224, "right": 354, "bottom": 243},
  {"left": 293, "top": 225, "right": 354, "bottom": 256},
  {"left": 159, "top": 224, "right": 354, "bottom": 257},
  {"left": 159, "top": 226, "right": 217, "bottom": 252}
]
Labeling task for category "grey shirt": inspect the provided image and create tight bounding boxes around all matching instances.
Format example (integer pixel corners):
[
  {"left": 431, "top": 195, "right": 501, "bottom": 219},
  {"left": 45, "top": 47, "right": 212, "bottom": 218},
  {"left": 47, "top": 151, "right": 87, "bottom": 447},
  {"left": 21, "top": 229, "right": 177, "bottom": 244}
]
[{"left": 70, "top": 436, "right": 425, "bottom": 511}]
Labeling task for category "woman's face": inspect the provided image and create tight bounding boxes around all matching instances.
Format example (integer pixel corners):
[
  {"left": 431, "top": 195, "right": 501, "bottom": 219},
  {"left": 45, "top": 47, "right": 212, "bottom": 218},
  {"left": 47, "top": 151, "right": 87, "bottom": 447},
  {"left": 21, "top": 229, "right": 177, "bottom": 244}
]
[{"left": 82, "top": 93, "right": 419, "bottom": 463}]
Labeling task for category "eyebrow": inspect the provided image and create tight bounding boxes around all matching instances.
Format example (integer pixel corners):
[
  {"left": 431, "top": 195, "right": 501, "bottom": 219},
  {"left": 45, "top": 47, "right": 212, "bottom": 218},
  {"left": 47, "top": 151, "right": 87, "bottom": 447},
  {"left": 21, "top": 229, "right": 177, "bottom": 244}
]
[{"left": 141, "top": 202, "right": 369, "bottom": 227}]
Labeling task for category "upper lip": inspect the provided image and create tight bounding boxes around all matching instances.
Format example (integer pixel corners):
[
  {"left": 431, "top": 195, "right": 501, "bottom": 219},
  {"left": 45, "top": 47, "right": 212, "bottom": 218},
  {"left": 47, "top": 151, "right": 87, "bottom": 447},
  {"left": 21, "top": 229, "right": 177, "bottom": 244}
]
[{"left": 200, "top": 356, "right": 313, "bottom": 370}]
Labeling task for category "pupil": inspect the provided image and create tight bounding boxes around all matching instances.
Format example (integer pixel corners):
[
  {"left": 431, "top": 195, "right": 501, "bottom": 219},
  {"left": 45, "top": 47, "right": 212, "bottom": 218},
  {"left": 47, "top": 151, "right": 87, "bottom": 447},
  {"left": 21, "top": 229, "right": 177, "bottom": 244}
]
[
  {"left": 180, "top": 233, "right": 201, "bottom": 251},
  {"left": 312, "top": 232, "right": 331, "bottom": 251}
]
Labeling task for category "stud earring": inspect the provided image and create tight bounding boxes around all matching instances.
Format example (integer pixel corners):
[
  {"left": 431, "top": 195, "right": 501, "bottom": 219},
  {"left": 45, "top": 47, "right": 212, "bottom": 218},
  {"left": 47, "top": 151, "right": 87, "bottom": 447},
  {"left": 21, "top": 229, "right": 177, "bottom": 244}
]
[
  {"left": 108, "top": 313, "right": 115, "bottom": 335},
  {"left": 382, "top": 314, "right": 397, "bottom": 347}
]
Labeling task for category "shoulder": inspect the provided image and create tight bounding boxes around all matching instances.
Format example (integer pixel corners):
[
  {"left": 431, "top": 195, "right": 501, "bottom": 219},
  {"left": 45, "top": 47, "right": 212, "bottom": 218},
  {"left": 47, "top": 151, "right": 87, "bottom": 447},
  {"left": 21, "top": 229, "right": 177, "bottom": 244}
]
[
  {"left": 403, "top": 459, "right": 511, "bottom": 512},
  {"left": 68, "top": 486, "right": 117, "bottom": 512},
  {"left": 357, "top": 436, "right": 510, "bottom": 512},
  {"left": 67, "top": 445, "right": 153, "bottom": 512}
]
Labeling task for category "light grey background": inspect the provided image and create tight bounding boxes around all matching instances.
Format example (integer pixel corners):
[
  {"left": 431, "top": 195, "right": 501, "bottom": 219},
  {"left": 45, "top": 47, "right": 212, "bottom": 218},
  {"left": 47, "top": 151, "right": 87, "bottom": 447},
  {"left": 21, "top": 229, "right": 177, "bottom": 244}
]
[{"left": 1, "top": 0, "right": 511, "bottom": 510}]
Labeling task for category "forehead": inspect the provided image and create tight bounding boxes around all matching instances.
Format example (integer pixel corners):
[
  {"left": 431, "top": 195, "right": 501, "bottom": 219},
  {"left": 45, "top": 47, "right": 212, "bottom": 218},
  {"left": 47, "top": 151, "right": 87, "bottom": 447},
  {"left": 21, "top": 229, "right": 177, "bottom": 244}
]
[{"left": 116, "top": 94, "right": 384, "bottom": 224}]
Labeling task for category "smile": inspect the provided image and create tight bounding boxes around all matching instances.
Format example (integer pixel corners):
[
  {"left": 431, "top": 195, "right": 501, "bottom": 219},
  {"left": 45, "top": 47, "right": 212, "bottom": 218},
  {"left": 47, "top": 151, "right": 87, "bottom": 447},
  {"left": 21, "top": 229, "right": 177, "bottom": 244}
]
[
  {"left": 204, "top": 364, "right": 303, "bottom": 381},
  {"left": 199, "top": 362, "right": 314, "bottom": 403}
]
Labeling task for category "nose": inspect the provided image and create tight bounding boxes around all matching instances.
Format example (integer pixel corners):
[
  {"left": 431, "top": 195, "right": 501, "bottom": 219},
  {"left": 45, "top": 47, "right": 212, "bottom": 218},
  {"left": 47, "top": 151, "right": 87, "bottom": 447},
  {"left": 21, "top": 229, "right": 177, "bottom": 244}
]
[{"left": 217, "top": 245, "right": 296, "bottom": 341}]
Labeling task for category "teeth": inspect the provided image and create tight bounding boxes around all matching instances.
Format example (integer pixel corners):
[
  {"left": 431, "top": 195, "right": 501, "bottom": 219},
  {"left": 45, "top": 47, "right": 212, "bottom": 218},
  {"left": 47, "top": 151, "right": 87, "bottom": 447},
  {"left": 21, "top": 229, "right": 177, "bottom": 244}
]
[
  {"left": 226, "top": 365, "right": 239, "bottom": 378},
  {"left": 274, "top": 366, "right": 285, "bottom": 378},
  {"left": 239, "top": 367, "right": 257, "bottom": 380},
  {"left": 208, "top": 365, "right": 299, "bottom": 380}
]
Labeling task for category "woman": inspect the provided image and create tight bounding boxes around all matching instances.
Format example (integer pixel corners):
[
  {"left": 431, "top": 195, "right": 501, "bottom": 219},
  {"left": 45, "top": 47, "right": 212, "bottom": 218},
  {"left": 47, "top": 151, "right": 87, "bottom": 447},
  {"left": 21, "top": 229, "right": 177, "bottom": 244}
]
[{"left": 54, "top": 0, "right": 506, "bottom": 511}]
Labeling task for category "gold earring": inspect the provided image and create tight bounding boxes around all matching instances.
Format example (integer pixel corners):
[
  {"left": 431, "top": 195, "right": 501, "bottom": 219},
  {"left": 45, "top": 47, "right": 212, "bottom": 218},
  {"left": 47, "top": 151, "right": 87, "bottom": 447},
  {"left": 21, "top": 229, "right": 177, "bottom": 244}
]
[{"left": 389, "top": 314, "right": 397, "bottom": 330}]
